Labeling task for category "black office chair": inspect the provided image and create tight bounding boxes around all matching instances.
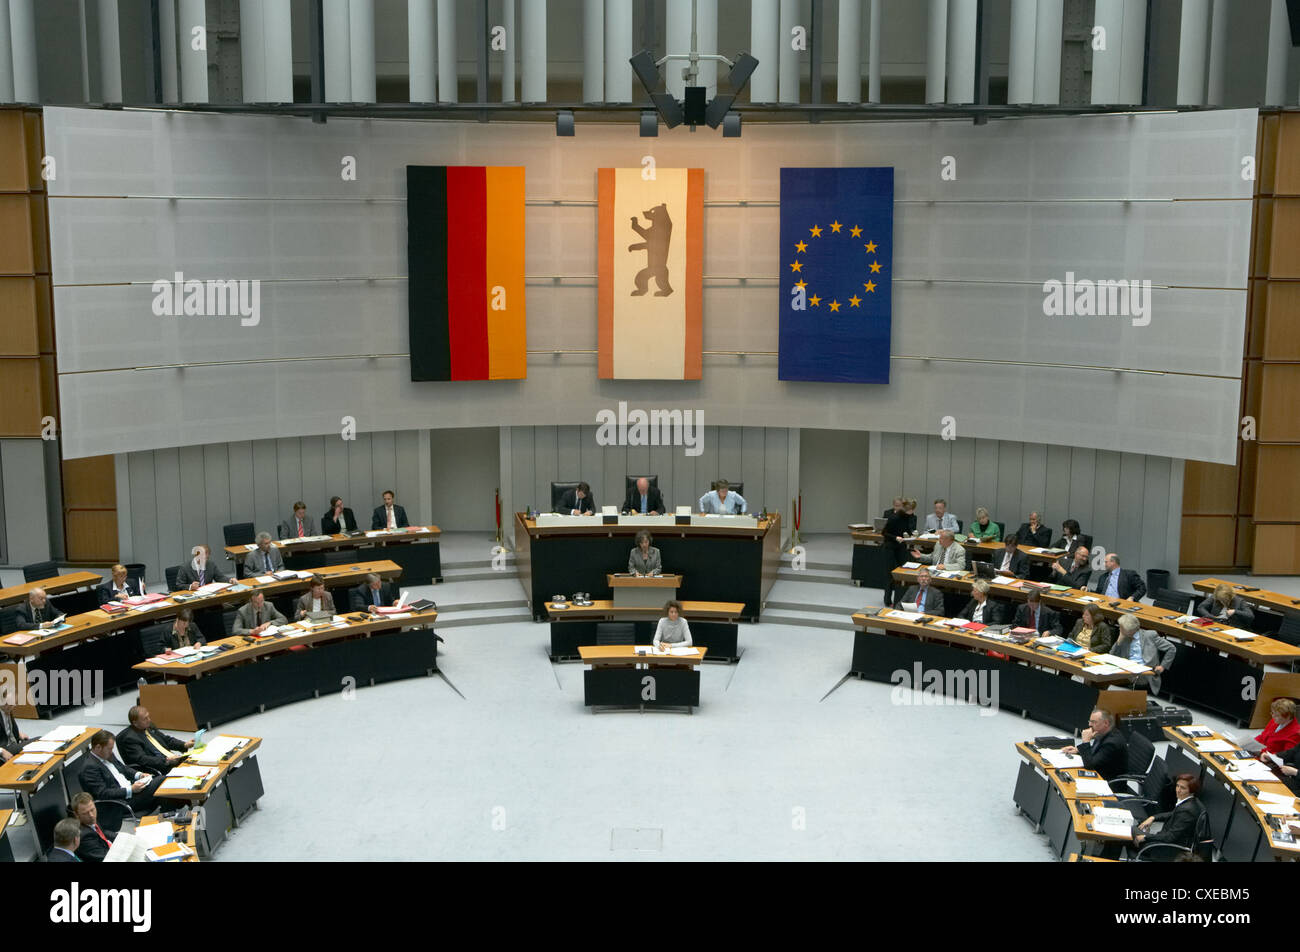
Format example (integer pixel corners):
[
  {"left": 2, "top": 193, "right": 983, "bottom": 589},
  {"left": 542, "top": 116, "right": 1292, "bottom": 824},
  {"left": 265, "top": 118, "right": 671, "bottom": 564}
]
[
  {"left": 123, "top": 563, "right": 147, "bottom": 589},
  {"left": 1113, "top": 756, "right": 1172, "bottom": 825},
  {"left": 1110, "top": 731, "right": 1159, "bottom": 798},
  {"left": 138, "top": 622, "right": 168, "bottom": 658},
  {"left": 624, "top": 475, "right": 659, "bottom": 496},
  {"left": 222, "top": 609, "right": 238, "bottom": 639},
  {"left": 223, "top": 522, "right": 255, "bottom": 547},
  {"left": 93, "top": 797, "right": 136, "bottom": 836},
  {"left": 595, "top": 622, "right": 636, "bottom": 646},
  {"left": 1152, "top": 589, "right": 1194, "bottom": 614},
  {"left": 1131, "top": 809, "right": 1213, "bottom": 862},
  {"left": 0, "top": 608, "right": 16, "bottom": 636},
  {"left": 1163, "top": 746, "right": 1202, "bottom": 785},
  {"left": 22, "top": 560, "right": 60, "bottom": 583},
  {"left": 550, "top": 481, "right": 581, "bottom": 513},
  {"left": 164, "top": 565, "right": 181, "bottom": 592},
  {"left": 955, "top": 518, "right": 963, "bottom": 533},
  {"left": 1277, "top": 614, "right": 1300, "bottom": 648},
  {"left": 712, "top": 480, "right": 744, "bottom": 498}
]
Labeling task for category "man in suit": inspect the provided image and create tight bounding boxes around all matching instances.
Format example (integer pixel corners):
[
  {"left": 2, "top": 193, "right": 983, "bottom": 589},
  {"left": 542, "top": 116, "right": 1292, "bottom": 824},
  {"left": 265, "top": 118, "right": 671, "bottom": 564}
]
[
  {"left": 278, "top": 501, "right": 318, "bottom": 540},
  {"left": 98, "top": 564, "right": 144, "bottom": 603},
  {"left": 911, "top": 530, "right": 966, "bottom": 572},
  {"left": 296, "top": 576, "right": 337, "bottom": 619},
  {"left": 1054, "top": 519, "right": 1092, "bottom": 556},
  {"left": 959, "top": 579, "right": 1006, "bottom": 625},
  {"left": 1015, "top": 512, "right": 1052, "bottom": 547},
  {"left": 49, "top": 819, "right": 83, "bottom": 862},
  {"left": 175, "top": 544, "right": 229, "bottom": 589},
  {"left": 1051, "top": 544, "right": 1094, "bottom": 589},
  {"left": 923, "top": 499, "right": 959, "bottom": 533},
  {"left": 1013, "top": 590, "right": 1062, "bottom": 636},
  {"left": 1111, "top": 613, "right": 1176, "bottom": 695},
  {"left": 1089, "top": 553, "right": 1147, "bottom": 601},
  {"left": 71, "top": 793, "right": 115, "bottom": 862},
  {"left": 372, "top": 490, "right": 410, "bottom": 530},
  {"left": 1134, "top": 774, "right": 1206, "bottom": 855},
  {"left": 0, "top": 688, "right": 29, "bottom": 763},
  {"left": 991, "top": 534, "right": 1030, "bottom": 579},
  {"left": 1063, "top": 709, "right": 1128, "bottom": 781},
  {"left": 558, "top": 482, "right": 596, "bottom": 516},
  {"left": 233, "top": 592, "right": 287, "bottom": 637},
  {"left": 894, "top": 567, "right": 945, "bottom": 613},
  {"left": 117, "top": 705, "right": 192, "bottom": 774},
  {"left": 80, "top": 730, "right": 165, "bottom": 827},
  {"left": 351, "top": 573, "right": 396, "bottom": 612},
  {"left": 623, "top": 477, "right": 666, "bottom": 515},
  {"left": 246, "top": 532, "right": 284, "bottom": 576},
  {"left": 14, "top": 588, "right": 61, "bottom": 632},
  {"left": 322, "top": 496, "right": 359, "bottom": 534}
]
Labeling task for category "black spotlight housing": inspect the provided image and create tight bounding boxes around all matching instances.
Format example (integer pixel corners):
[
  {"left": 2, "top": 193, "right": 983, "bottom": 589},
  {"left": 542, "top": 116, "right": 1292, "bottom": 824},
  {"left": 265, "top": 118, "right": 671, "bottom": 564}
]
[
  {"left": 556, "top": 110, "right": 574, "bottom": 136},
  {"left": 722, "top": 111, "right": 742, "bottom": 137},
  {"left": 639, "top": 109, "right": 659, "bottom": 137}
]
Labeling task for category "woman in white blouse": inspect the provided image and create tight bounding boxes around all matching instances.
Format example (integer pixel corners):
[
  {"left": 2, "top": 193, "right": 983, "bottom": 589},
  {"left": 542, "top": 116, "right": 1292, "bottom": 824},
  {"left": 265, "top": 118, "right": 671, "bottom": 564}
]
[{"left": 653, "top": 600, "right": 693, "bottom": 651}]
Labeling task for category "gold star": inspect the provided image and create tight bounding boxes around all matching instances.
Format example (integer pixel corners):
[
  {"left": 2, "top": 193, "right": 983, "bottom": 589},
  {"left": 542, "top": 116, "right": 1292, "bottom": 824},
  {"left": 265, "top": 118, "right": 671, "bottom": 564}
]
[
  {"left": 810, "top": 225, "right": 822, "bottom": 238},
  {"left": 849, "top": 295, "right": 862, "bottom": 307},
  {"left": 864, "top": 240, "right": 878, "bottom": 253},
  {"left": 829, "top": 220, "right": 842, "bottom": 233},
  {"left": 870, "top": 261, "right": 882, "bottom": 273},
  {"left": 828, "top": 299, "right": 841, "bottom": 312},
  {"left": 850, "top": 225, "right": 862, "bottom": 237},
  {"left": 794, "top": 279, "right": 807, "bottom": 288},
  {"left": 790, "top": 260, "right": 803, "bottom": 272},
  {"left": 795, "top": 240, "right": 808, "bottom": 253},
  {"left": 809, "top": 294, "right": 821, "bottom": 307},
  {"left": 863, "top": 280, "right": 877, "bottom": 293}
]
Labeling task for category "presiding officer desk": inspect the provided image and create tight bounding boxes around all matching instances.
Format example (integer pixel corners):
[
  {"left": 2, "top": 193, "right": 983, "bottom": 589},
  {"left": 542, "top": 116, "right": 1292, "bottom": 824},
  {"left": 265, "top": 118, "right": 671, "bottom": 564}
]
[
  {"left": 890, "top": 566, "right": 1300, "bottom": 725},
  {"left": 578, "top": 645, "right": 708, "bottom": 713},
  {"left": 545, "top": 598, "right": 744, "bottom": 662},
  {"left": 135, "top": 608, "right": 439, "bottom": 731},
  {"left": 225, "top": 525, "right": 442, "bottom": 585},
  {"left": 850, "top": 608, "right": 1146, "bottom": 731},
  {"left": 0, "top": 560, "right": 404, "bottom": 718},
  {"left": 515, "top": 512, "right": 780, "bottom": 621}
]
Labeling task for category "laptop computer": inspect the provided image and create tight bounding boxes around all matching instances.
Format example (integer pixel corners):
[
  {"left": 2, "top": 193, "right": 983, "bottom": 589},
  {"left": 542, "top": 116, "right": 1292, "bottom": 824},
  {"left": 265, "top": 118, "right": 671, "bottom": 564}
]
[
  {"left": 306, "top": 610, "right": 332, "bottom": 622},
  {"left": 973, "top": 560, "right": 996, "bottom": 579},
  {"left": 872, "top": 516, "right": 888, "bottom": 531}
]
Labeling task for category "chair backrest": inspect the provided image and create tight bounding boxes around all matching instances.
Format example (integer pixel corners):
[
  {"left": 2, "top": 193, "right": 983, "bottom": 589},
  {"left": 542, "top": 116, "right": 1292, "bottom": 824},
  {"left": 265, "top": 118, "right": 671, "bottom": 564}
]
[
  {"left": 955, "top": 518, "right": 963, "bottom": 532},
  {"left": 712, "top": 480, "right": 744, "bottom": 498},
  {"left": 1163, "top": 746, "right": 1202, "bottom": 786},
  {"left": 550, "top": 481, "right": 580, "bottom": 512},
  {"left": 138, "top": 623, "right": 168, "bottom": 658},
  {"left": 1153, "top": 589, "right": 1193, "bottom": 613},
  {"left": 0, "top": 608, "right": 16, "bottom": 636},
  {"left": 223, "top": 522, "right": 255, "bottom": 546},
  {"left": 22, "top": 560, "right": 60, "bottom": 583},
  {"left": 624, "top": 475, "right": 659, "bottom": 496},
  {"left": 1127, "top": 730, "right": 1157, "bottom": 778},
  {"left": 1140, "top": 756, "right": 1171, "bottom": 807},
  {"left": 122, "top": 563, "right": 146, "bottom": 587},
  {"left": 1193, "top": 808, "right": 1214, "bottom": 861},
  {"left": 165, "top": 565, "right": 181, "bottom": 592},
  {"left": 1278, "top": 614, "right": 1300, "bottom": 647},
  {"left": 595, "top": 622, "right": 635, "bottom": 646}
]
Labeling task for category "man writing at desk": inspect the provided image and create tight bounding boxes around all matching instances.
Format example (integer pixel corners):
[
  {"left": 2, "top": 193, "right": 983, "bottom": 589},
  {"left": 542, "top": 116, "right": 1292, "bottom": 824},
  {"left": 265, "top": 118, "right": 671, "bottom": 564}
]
[
  {"left": 558, "top": 481, "right": 596, "bottom": 516},
  {"left": 15, "top": 587, "right": 61, "bottom": 631},
  {"left": 624, "top": 477, "right": 666, "bottom": 515},
  {"left": 629, "top": 530, "right": 662, "bottom": 576},
  {"left": 248, "top": 532, "right": 284, "bottom": 575},
  {"left": 234, "top": 591, "right": 287, "bottom": 636},
  {"left": 699, "top": 479, "right": 746, "bottom": 514}
]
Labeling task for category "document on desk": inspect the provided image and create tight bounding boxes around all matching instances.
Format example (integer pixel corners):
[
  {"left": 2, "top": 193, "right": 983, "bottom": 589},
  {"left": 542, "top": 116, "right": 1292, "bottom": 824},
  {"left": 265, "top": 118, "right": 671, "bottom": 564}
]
[
  {"left": 14, "top": 752, "right": 53, "bottom": 765},
  {"left": 135, "top": 822, "right": 175, "bottom": 849},
  {"left": 192, "top": 736, "right": 244, "bottom": 763},
  {"left": 158, "top": 775, "right": 203, "bottom": 791},
  {"left": 195, "top": 582, "right": 231, "bottom": 596},
  {"left": 252, "top": 575, "right": 274, "bottom": 585},
  {"left": 667, "top": 646, "right": 698, "bottom": 656},
  {"left": 902, "top": 561, "right": 921, "bottom": 569},
  {"left": 21, "top": 741, "right": 61, "bottom": 753},
  {"left": 885, "top": 610, "right": 924, "bottom": 622},
  {"left": 1220, "top": 627, "right": 1256, "bottom": 641},
  {"left": 1040, "top": 749, "right": 1084, "bottom": 769},
  {"left": 168, "top": 765, "right": 215, "bottom": 779},
  {"left": 1256, "top": 798, "right": 1300, "bottom": 816},
  {"left": 42, "top": 725, "right": 86, "bottom": 742},
  {"left": 103, "top": 832, "right": 148, "bottom": 863},
  {"left": 1088, "top": 654, "right": 1150, "bottom": 674},
  {"left": 1082, "top": 663, "right": 1123, "bottom": 676},
  {"left": 1091, "top": 806, "right": 1135, "bottom": 838},
  {"left": 992, "top": 576, "right": 1017, "bottom": 586},
  {"left": 1073, "top": 778, "right": 1114, "bottom": 797},
  {"left": 1229, "top": 760, "right": 1280, "bottom": 782},
  {"left": 1194, "top": 740, "right": 1237, "bottom": 753}
]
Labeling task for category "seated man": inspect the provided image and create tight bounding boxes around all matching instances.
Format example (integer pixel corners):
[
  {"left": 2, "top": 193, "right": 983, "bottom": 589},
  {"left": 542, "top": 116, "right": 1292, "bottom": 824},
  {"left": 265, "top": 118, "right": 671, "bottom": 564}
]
[
  {"left": 70, "top": 792, "right": 115, "bottom": 862},
  {"left": 246, "top": 532, "right": 284, "bottom": 576},
  {"left": 959, "top": 579, "right": 1006, "bottom": 625},
  {"left": 893, "top": 567, "right": 944, "bottom": 613},
  {"left": 910, "top": 530, "right": 966, "bottom": 572},
  {"left": 1110, "top": 613, "right": 1175, "bottom": 695},
  {"left": 1088, "top": 553, "right": 1147, "bottom": 602},
  {"left": 558, "top": 481, "right": 596, "bottom": 516},
  {"left": 278, "top": 501, "right": 318, "bottom": 540},
  {"left": 175, "top": 543, "right": 229, "bottom": 589},
  {"left": 698, "top": 480, "right": 747, "bottom": 514},
  {"left": 923, "top": 498, "right": 959, "bottom": 533},
  {"left": 991, "top": 534, "right": 1029, "bottom": 579},
  {"left": 1012, "top": 589, "right": 1062, "bottom": 636},
  {"left": 1051, "top": 544, "right": 1094, "bottom": 589},
  {"left": 116, "top": 704, "right": 193, "bottom": 774},
  {"left": 623, "top": 477, "right": 666, "bottom": 515},
  {"left": 1015, "top": 511, "right": 1052, "bottom": 547},
  {"left": 14, "top": 587, "right": 61, "bottom": 631},
  {"left": 98, "top": 563, "right": 144, "bottom": 603},
  {"left": 48, "top": 819, "right": 83, "bottom": 863},
  {"left": 372, "top": 490, "right": 410, "bottom": 530},
  {"left": 296, "top": 576, "right": 337, "bottom": 619},
  {"left": 0, "top": 687, "right": 29, "bottom": 763},
  {"left": 350, "top": 573, "right": 396, "bottom": 612},
  {"left": 1062, "top": 709, "right": 1128, "bottom": 781},
  {"left": 233, "top": 591, "right": 287, "bottom": 637},
  {"left": 79, "top": 730, "right": 166, "bottom": 828}
]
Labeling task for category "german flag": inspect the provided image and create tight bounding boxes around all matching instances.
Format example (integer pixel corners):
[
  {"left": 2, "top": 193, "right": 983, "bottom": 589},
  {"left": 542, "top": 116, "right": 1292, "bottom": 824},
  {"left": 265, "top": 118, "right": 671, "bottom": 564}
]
[{"left": 407, "top": 166, "right": 526, "bottom": 381}]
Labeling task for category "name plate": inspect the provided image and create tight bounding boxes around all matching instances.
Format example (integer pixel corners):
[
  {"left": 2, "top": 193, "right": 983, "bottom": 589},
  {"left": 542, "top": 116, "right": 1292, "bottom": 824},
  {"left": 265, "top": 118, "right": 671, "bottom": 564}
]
[
  {"left": 690, "top": 514, "right": 758, "bottom": 528},
  {"left": 617, "top": 515, "right": 677, "bottom": 527},
  {"left": 535, "top": 513, "right": 604, "bottom": 527}
]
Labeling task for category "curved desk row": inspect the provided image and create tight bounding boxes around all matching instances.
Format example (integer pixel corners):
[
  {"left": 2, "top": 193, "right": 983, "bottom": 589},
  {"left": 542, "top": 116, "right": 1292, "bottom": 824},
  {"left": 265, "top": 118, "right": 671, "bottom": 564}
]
[
  {"left": 1013, "top": 742, "right": 1134, "bottom": 860},
  {"left": 224, "top": 526, "right": 442, "bottom": 585},
  {"left": 848, "top": 527, "right": 1063, "bottom": 588}
]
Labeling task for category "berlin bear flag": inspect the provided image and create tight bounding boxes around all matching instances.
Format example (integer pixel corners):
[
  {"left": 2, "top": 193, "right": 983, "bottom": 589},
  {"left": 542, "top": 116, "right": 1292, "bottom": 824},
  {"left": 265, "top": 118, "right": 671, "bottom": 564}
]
[
  {"left": 779, "top": 167, "right": 894, "bottom": 383},
  {"left": 597, "top": 167, "right": 704, "bottom": 379}
]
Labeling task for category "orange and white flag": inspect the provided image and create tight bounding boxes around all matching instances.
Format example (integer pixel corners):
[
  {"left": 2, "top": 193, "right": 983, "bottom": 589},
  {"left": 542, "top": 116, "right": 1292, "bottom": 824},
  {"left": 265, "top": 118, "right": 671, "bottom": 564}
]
[{"left": 597, "top": 167, "right": 703, "bottom": 379}]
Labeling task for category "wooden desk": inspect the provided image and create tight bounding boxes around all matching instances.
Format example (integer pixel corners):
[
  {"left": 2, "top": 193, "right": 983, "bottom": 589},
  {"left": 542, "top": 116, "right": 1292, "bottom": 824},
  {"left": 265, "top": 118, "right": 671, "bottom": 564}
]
[
  {"left": 0, "top": 572, "right": 104, "bottom": 608},
  {"left": 1162, "top": 725, "right": 1300, "bottom": 861},
  {"left": 1014, "top": 742, "right": 1132, "bottom": 859},
  {"left": 152, "top": 735, "right": 263, "bottom": 857},
  {"left": 850, "top": 610, "right": 1147, "bottom": 731},
  {"left": 577, "top": 645, "right": 707, "bottom": 713},
  {"left": 1193, "top": 578, "right": 1300, "bottom": 618},
  {"left": 225, "top": 527, "right": 442, "bottom": 585},
  {"left": 0, "top": 809, "right": 13, "bottom": 863},
  {"left": 0, "top": 726, "right": 101, "bottom": 856},
  {"left": 516, "top": 512, "right": 780, "bottom": 621},
  {"left": 136, "top": 610, "right": 438, "bottom": 730},
  {"left": 606, "top": 573, "right": 682, "bottom": 608},
  {"left": 848, "top": 527, "right": 1064, "bottom": 588},
  {"left": 138, "top": 814, "right": 200, "bottom": 862},
  {"left": 890, "top": 566, "right": 1300, "bottom": 724},
  {"left": 546, "top": 599, "right": 744, "bottom": 662}
]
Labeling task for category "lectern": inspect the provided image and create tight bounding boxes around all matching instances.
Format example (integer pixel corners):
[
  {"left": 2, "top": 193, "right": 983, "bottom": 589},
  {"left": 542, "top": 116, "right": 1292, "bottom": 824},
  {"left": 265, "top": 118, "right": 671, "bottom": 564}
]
[{"left": 606, "top": 573, "right": 682, "bottom": 608}]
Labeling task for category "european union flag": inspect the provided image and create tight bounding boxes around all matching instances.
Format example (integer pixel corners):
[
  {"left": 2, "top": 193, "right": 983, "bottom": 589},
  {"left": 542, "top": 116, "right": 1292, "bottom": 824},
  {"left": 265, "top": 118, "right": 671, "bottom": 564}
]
[{"left": 779, "top": 167, "right": 893, "bottom": 383}]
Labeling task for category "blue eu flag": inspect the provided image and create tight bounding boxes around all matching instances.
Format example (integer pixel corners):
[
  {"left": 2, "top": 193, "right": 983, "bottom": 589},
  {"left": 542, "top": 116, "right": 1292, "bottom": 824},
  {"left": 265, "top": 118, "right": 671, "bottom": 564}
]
[{"left": 779, "top": 167, "right": 893, "bottom": 383}]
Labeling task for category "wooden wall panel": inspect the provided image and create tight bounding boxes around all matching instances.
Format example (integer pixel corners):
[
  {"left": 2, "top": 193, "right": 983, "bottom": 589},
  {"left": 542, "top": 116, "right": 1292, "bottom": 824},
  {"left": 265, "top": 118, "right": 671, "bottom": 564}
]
[
  {"left": 1259, "top": 115, "right": 1278, "bottom": 196},
  {"left": 0, "top": 112, "right": 29, "bottom": 191},
  {"left": 1268, "top": 199, "right": 1300, "bottom": 278},
  {"left": 1253, "top": 524, "right": 1300, "bottom": 575},
  {"left": 1274, "top": 113, "right": 1300, "bottom": 195},
  {"left": 0, "top": 277, "right": 39, "bottom": 355},
  {"left": 1180, "top": 515, "right": 1236, "bottom": 568},
  {"left": 1262, "top": 282, "right": 1300, "bottom": 359},
  {"left": 1182, "top": 460, "right": 1238, "bottom": 515},
  {"left": 1258, "top": 364, "right": 1300, "bottom": 441},
  {"left": 62, "top": 456, "right": 117, "bottom": 508},
  {"left": 1254, "top": 445, "right": 1300, "bottom": 522},
  {"left": 0, "top": 195, "right": 35, "bottom": 273},
  {"left": 0, "top": 359, "right": 43, "bottom": 435},
  {"left": 62, "top": 511, "right": 118, "bottom": 564}
]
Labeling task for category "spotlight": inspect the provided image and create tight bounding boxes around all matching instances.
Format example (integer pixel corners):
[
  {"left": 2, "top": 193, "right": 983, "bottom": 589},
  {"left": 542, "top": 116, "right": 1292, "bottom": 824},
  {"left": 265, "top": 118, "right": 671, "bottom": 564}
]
[
  {"left": 722, "top": 111, "right": 741, "bottom": 137},
  {"left": 651, "top": 92, "right": 683, "bottom": 128},
  {"left": 683, "top": 86, "right": 707, "bottom": 127},
  {"left": 630, "top": 50, "right": 660, "bottom": 93},
  {"left": 639, "top": 109, "right": 658, "bottom": 137},
  {"left": 728, "top": 52, "right": 759, "bottom": 91},
  {"left": 556, "top": 110, "right": 574, "bottom": 136}
]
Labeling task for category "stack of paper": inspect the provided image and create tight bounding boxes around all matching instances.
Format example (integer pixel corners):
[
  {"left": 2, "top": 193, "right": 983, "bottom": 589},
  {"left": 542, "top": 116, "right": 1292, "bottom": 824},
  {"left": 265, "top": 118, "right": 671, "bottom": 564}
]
[
  {"left": 1228, "top": 759, "right": 1278, "bottom": 782},
  {"left": 992, "top": 576, "right": 1017, "bottom": 586},
  {"left": 21, "top": 740, "right": 61, "bottom": 753},
  {"left": 1082, "top": 663, "right": 1123, "bottom": 676},
  {"left": 14, "top": 752, "right": 53, "bottom": 766},
  {"left": 1074, "top": 777, "right": 1114, "bottom": 797},
  {"left": 192, "top": 735, "right": 244, "bottom": 764},
  {"left": 1255, "top": 793, "right": 1300, "bottom": 816},
  {"left": 134, "top": 822, "right": 175, "bottom": 849},
  {"left": 1221, "top": 627, "right": 1256, "bottom": 641},
  {"left": 195, "top": 582, "right": 231, "bottom": 596},
  {"left": 42, "top": 725, "right": 86, "bottom": 742},
  {"left": 667, "top": 645, "right": 698, "bottom": 656},
  {"left": 1091, "top": 806, "right": 1135, "bottom": 838},
  {"left": 885, "top": 610, "right": 924, "bottom": 622},
  {"left": 902, "top": 561, "right": 922, "bottom": 569},
  {"left": 1194, "top": 739, "right": 1237, "bottom": 753},
  {"left": 1040, "top": 749, "right": 1084, "bottom": 769}
]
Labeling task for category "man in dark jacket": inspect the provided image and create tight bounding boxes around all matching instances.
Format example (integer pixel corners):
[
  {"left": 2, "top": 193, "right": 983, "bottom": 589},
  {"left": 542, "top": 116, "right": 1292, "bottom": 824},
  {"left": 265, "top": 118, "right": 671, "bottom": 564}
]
[
  {"left": 1062, "top": 709, "right": 1128, "bottom": 781},
  {"left": 116, "top": 705, "right": 192, "bottom": 774}
]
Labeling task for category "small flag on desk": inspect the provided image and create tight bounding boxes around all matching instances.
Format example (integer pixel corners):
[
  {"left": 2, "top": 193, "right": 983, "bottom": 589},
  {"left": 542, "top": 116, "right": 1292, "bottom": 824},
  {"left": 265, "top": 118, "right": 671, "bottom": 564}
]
[{"left": 778, "top": 167, "right": 894, "bottom": 383}]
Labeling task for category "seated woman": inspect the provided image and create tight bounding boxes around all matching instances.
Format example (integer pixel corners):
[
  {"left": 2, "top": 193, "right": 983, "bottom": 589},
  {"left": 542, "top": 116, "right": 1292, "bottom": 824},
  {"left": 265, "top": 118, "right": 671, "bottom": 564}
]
[
  {"left": 628, "top": 530, "right": 662, "bottom": 576},
  {"left": 1067, "top": 604, "right": 1115, "bottom": 654},
  {"left": 1194, "top": 583, "right": 1255, "bottom": 628},
  {"left": 295, "top": 575, "right": 337, "bottom": 620},
  {"left": 967, "top": 507, "right": 1000, "bottom": 542},
  {"left": 1134, "top": 774, "right": 1206, "bottom": 856},
  {"left": 653, "top": 600, "right": 693, "bottom": 651},
  {"left": 161, "top": 608, "right": 205, "bottom": 649},
  {"left": 1254, "top": 697, "right": 1300, "bottom": 755}
]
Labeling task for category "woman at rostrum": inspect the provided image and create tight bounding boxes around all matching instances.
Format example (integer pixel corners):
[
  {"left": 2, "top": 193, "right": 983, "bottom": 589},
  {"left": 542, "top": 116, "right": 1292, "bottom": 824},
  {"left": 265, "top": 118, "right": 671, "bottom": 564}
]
[{"left": 629, "top": 530, "right": 662, "bottom": 576}]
